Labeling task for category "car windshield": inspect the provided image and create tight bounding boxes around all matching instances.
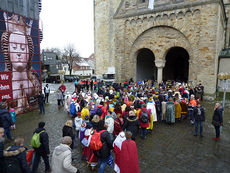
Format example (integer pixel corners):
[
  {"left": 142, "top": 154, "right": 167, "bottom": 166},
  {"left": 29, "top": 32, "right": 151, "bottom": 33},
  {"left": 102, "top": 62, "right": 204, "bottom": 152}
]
[{"left": 103, "top": 74, "right": 115, "bottom": 79}]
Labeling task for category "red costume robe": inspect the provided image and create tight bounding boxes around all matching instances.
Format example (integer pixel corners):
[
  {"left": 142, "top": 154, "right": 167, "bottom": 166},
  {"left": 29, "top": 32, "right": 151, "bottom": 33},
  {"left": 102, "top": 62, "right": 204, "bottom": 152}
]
[{"left": 119, "top": 140, "right": 139, "bottom": 173}]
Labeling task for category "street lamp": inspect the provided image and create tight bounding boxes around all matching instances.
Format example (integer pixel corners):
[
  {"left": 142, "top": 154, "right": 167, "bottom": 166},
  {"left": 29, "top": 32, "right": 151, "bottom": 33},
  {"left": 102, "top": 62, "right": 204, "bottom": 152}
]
[
  {"left": 217, "top": 72, "right": 230, "bottom": 117},
  {"left": 43, "top": 69, "right": 47, "bottom": 82}
]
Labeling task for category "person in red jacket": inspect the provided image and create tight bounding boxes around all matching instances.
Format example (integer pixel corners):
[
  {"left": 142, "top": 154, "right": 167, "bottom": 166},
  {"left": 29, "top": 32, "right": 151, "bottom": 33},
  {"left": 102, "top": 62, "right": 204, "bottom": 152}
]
[
  {"left": 139, "top": 104, "right": 151, "bottom": 139},
  {"left": 97, "top": 102, "right": 107, "bottom": 120},
  {"left": 119, "top": 131, "right": 139, "bottom": 173}
]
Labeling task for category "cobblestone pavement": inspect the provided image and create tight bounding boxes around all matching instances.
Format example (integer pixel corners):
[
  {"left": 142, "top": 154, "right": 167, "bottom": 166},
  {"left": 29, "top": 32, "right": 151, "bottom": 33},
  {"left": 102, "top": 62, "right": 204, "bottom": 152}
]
[{"left": 6, "top": 83, "right": 230, "bottom": 173}]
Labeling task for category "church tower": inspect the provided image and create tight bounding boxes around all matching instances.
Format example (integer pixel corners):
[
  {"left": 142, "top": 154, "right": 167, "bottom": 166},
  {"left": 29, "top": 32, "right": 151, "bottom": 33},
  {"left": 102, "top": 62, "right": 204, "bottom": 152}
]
[{"left": 94, "top": 0, "right": 121, "bottom": 75}]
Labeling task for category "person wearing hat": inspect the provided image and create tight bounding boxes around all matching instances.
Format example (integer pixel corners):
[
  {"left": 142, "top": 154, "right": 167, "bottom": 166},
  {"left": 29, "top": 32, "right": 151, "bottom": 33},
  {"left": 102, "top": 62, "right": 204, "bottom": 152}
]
[
  {"left": 0, "top": 102, "right": 14, "bottom": 140},
  {"left": 113, "top": 131, "right": 126, "bottom": 173},
  {"left": 105, "top": 111, "right": 115, "bottom": 141},
  {"left": 74, "top": 112, "right": 83, "bottom": 138},
  {"left": 118, "top": 131, "right": 139, "bottom": 173},
  {"left": 31, "top": 122, "right": 51, "bottom": 173},
  {"left": 122, "top": 111, "right": 140, "bottom": 141},
  {"left": 81, "top": 104, "right": 89, "bottom": 120},
  {"left": 166, "top": 97, "right": 175, "bottom": 124}
]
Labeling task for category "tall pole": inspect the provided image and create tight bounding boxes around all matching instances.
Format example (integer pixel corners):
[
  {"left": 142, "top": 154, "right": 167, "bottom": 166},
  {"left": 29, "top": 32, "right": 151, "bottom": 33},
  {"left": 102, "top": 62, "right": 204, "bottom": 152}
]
[{"left": 222, "top": 79, "right": 227, "bottom": 117}]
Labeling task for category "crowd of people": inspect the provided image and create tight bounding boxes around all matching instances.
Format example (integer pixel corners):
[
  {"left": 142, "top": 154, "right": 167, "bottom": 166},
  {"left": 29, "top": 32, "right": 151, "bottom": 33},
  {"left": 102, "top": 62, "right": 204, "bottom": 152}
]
[{"left": 0, "top": 79, "right": 224, "bottom": 173}]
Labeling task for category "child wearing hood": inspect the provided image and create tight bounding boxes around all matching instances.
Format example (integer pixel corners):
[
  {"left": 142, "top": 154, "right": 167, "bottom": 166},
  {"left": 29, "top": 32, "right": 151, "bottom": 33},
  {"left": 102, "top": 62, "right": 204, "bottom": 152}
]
[{"left": 74, "top": 112, "right": 83, "bottom": 139}]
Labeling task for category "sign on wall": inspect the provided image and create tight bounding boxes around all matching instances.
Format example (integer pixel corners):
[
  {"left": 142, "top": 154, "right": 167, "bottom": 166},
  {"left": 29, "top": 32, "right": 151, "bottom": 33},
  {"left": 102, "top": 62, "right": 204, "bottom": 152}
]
[{"left": 0, "top": 10, "right": 41, "bottom": 114}]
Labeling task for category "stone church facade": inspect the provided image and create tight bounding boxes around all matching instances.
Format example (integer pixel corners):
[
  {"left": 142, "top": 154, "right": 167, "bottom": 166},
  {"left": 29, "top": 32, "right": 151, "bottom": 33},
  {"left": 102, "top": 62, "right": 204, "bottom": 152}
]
[{"left": 94, "top": 0, "right": 230, "bottom": 94}]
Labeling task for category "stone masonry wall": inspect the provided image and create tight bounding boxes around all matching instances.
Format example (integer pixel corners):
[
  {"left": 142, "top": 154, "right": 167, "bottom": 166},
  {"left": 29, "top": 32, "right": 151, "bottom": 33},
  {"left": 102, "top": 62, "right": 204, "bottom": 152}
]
[
  {"left": 95, "top": 0, "right": 226, "bottom": 94},
  {"left": 94, "top": 0, "right": 120, "bottom": 75}
]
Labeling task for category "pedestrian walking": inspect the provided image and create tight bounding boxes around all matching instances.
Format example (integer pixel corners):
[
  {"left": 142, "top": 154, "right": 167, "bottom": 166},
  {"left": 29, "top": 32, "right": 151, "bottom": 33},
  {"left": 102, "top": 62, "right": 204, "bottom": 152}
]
[
  {"left": 44, "top": 84, "right": 50, "bottom": 103},
  {"left": 56, "top": 87, "right": 63, "bottom": 109},
  {"left": 113, "top": 131, "right": 126, "bottom": 173},
  {"left": 118, "top": 131, "right": 139, "bottom": 173},
  {"left": 94, "top": 123, "right": 113, "bottom": 173},
  {"left": 193, "top": 103, "right": 205, "bottom": 137},
  {"left": 4, "top": 137, "right": 31, "bottom": 173},
  {"left": 0, "top": 128, "right": 5, "bottom": 173},
  {"left": 62, "top": 120, "right": 75, "bottom": 149},
  {"left": 31, "top": 122, "right": 51, "bottom": 173},
  {"left": 139, "top": 104, "right": 151, "bottom": 139},
  {"left": 37, "top": 91, "right": 45, "bottom": 114},
  {"left": 212, "top": 103, "right": 223, "bottom": 141},
  {"left": 0, "top": 102, "right": 14, "bottom": 140},
  {"left": 51, "top": 136, "right": 80, "bottom": 173},
  {"left": 166, "top": 97, "right": 175, "bottom": 124},
  {"left": 9, "top": 108, "right": 16, "bottom": 129},
  {"left": 122, "top": 111, "right": 140, "bottom": 141},
  {"left": 105, "top": 111, "right": 115, "bottom": 141}
]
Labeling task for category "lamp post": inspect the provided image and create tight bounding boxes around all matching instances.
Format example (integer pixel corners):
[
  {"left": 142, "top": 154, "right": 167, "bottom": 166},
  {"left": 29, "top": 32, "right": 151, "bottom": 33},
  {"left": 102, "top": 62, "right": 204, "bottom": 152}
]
[
  {"left": 58, "top": 70, "right": 65, "bottom": 82},
  {"left": 217, "top": 72, "right": 230, "bottom": 117},
  {"left": 43, "top": 69, "right": 47, "bottom": 83}
]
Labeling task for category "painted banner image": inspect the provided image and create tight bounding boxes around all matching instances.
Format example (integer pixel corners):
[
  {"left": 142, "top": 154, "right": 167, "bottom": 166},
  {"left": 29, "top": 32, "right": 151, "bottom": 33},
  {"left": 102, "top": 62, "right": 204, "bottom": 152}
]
[{"left": 0, "top": 10, "right": 41, "bottom": 114}]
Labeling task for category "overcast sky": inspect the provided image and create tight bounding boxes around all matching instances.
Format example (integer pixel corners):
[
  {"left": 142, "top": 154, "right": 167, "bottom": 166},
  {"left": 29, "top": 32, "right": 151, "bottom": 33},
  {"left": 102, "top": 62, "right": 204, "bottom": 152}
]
[{"left": 40, "top": 0, "right": 94, "bottom": 57}]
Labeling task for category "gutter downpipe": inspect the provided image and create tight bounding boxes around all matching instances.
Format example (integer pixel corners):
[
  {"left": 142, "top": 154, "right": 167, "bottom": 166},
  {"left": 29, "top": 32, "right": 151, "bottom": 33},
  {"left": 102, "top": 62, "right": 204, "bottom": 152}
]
[{"left": 216, "top": 0, "right": 228, "bottom": 98}]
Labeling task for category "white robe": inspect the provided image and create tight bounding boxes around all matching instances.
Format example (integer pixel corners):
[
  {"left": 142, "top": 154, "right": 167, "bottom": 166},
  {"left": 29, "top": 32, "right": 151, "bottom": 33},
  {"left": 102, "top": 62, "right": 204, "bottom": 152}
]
[
  {"left": 147, "top": 101, "right": 157, "bottom": 122},
  {"left": 113, "top": 132, "right": 126, "bottom": 173}
]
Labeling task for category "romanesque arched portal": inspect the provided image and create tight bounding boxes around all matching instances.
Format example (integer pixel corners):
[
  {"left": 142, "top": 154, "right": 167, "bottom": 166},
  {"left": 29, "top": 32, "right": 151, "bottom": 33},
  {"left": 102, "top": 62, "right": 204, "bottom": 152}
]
[
  {"left": 128, "top": 26, "right": 193, "bottom": 82},
  {"left": 136, "top": 48, "right": 157, "bottom": 81},
  {"left": 163, "top": 47, "right": 189, "bottom": 82}
]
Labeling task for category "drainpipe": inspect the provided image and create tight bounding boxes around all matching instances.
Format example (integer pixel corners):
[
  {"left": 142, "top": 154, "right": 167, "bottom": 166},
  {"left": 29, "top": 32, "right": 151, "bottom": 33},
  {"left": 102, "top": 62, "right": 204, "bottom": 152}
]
[
  {"left": 216, "top": 0, "right": 228, "bottom": 98},
  {"left": 225, "top": 17, "right": 228, "bottom": 48}
]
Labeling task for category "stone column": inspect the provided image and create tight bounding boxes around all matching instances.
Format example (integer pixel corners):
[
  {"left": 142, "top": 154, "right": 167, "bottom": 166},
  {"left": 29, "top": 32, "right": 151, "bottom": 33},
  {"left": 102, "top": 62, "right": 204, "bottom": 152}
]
[{"left": 155, "top": 60, "right": 166, "bottom": 83}]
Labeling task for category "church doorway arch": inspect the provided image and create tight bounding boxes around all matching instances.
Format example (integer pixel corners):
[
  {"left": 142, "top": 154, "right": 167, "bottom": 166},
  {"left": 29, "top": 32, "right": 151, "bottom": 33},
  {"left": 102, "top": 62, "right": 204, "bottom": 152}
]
[
  {"left": 136, "top": 48, "right": 157, "bottom": 81},
  {"left": 163, "top": 47, "right": 189, "bottom": 82}
]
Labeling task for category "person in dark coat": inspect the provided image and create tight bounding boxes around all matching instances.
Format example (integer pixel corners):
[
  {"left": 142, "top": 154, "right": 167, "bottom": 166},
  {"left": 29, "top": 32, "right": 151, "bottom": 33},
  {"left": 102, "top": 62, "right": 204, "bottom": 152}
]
[
  {"left": 94, "top": 123, "right": 113, "bottom": 173},
  {"left": 37, "top": 91, "right": 45, "bottom": 114},
  {"left": 4, "top": 137, "right": 31, "bottom": 173},
  {"left": 92, "top": 115, "right": 100, "bottom": 131},
  {"left": 62, "top": 120, "right": 75, "bottom": 149},
  {"left": 193, "top": 103, "right": 205, "bottom": 137},
  {"left": 122, "top": 111, "right": 140, "bottom": 141},
  {"left": 0, "top": 102, "right": 14, "bottom": 140},
  {"left": 212, "top": 103, "right": 223, "bottom": 141},
  {"left": 32, "top": 122, "right": 51, "bottom": 173},
  {"left": 0, "top": 128, "right": 5, "bottom": 173}
]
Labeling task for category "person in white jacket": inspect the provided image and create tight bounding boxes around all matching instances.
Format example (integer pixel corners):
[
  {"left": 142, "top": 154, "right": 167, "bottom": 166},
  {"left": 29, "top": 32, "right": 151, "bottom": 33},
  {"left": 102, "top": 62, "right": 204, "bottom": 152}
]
[
  {"left": 51, "top": 136, "right": 80, "bottom": 173},
  {"left": 105, "top": 111, "right": 115, "bottom": 141},
  {"left": 74, "top": 112, "right": 83, "bottom": 138}
]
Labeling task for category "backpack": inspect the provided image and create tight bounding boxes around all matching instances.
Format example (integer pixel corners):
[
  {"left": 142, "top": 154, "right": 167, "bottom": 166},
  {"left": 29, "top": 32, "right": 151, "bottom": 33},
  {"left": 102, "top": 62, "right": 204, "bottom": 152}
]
[
  {"left": 96, "top": 107, "right": 102, "bottom": 116},
  {"left": 140, "top": 110, "right": 149, "bottom": 123},
  {"left": 5, "top": 156, "right": 23, "bottom": 173},
  {"left": 31, "top": 130, "right": 45, "bottom": 148},
  {"left": 89, "top": 130, "right": 106, "bottom": 150},
  {"left": 70, "top": 103, "right": 76, "bottom": 116}
]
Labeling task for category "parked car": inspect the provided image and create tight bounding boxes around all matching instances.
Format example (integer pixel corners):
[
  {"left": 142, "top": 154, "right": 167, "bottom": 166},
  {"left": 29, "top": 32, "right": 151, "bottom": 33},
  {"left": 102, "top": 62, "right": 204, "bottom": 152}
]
[
  {"left": 46, "top": 75, "right": 61, "bottom": 83},
  {"left": 64, "top": 75, "right": 79, "bottom": 82}
]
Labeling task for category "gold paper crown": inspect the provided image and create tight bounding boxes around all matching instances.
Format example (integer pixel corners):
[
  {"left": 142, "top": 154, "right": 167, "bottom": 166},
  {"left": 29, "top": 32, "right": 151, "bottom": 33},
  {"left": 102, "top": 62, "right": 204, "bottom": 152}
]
[{"left": 4, "top": 12, "right": 32, "bottom": 35}]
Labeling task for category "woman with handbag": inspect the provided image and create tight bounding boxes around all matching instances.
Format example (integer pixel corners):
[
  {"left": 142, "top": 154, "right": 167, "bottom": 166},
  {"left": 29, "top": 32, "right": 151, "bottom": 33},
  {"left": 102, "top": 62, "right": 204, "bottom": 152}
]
[{"left": 212, "top": 103, "right": 223, "bottom": 141}]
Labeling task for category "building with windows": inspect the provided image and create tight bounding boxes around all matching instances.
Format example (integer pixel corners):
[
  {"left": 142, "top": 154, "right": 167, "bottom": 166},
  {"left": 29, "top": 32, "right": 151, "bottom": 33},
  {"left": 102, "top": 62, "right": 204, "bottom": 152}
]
[
  {"left": 41, "top": 51, "right": 62, "bottom": 74},
  {"left": 94, "top": 0, "right": 230, "bottom": 95},
  {"left": 72, "top": 53, "right": 95, "bottom": 76}
]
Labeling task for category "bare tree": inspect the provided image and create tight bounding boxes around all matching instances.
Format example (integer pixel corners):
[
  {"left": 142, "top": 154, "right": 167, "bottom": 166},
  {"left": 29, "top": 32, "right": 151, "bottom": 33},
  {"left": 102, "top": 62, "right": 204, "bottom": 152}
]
[{"left": 62, "top": 44, "right": 80, "bottom": 75}]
